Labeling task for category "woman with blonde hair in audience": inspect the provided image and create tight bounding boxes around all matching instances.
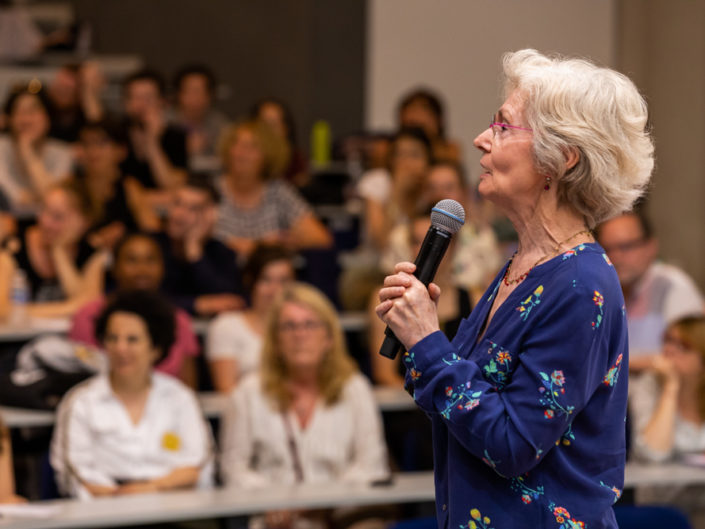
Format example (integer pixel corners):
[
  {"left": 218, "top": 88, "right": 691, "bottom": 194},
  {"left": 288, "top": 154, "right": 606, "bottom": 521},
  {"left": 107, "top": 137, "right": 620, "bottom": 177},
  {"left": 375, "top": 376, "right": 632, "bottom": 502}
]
[
  {"left": 214, "top": 119, "right": 332, "bottom": 259},
  {"left": 0, "top": 179, "right": 108, "bottom": 320},
  {"left": 0, "top": 85, "right": 73, "bottom": 213},
  {"left": 220, "top": 282, "right": 388, "bottom": 528},
  {"left": 206, "top": 243, "right": 295, "bottom": 394},
  {"left": 51, "top": 289, "right": 213, "bottom": 499},
  {"left": 0, "top": 416, "right": 26, "bottom": 504}
]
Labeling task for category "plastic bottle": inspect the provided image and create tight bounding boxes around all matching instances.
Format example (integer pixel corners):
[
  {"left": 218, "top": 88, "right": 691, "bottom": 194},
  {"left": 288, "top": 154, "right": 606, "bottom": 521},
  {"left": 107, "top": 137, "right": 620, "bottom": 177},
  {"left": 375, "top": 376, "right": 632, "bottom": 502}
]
[
  {"left": 311, "top": 120, "right": 331, "bottom": 168},
  {"left": 10, "top": 269, "right": 29, "bottom": 325}
]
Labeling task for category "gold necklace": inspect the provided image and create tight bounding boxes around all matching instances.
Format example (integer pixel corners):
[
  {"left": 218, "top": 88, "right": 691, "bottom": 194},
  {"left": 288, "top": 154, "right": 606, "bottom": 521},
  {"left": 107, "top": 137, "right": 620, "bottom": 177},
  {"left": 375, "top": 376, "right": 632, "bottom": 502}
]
[{"left": 503, "top": 229, "right": 593, "bottom": 286}]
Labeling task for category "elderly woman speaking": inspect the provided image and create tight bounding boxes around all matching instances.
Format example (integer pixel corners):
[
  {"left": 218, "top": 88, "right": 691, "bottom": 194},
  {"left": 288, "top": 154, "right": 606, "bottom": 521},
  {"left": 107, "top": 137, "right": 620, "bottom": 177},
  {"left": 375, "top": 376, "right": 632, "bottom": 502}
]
[{"left": 377, "top": 49, "right": 654, "bottom": 529}]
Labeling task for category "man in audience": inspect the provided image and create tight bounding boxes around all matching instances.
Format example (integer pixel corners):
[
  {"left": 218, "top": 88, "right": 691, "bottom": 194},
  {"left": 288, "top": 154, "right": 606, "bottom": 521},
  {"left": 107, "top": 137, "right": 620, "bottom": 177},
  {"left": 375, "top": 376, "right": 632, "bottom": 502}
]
[
  {"left": 154, "top": 175, "right": 245, "bottom": 316},
  {"left": 596, "top": 209, "right": 705, "bottom": 367},
  {"left": 121, "top": 69, "right": 188, "bottom": 194}
]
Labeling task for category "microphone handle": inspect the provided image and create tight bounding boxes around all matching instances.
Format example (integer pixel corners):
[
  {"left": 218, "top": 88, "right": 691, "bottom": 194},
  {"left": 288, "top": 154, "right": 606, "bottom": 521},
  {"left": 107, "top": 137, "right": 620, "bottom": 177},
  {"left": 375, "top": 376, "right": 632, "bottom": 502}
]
[{"left": 378, "top": 227, "right": 452, "bottom": 359}]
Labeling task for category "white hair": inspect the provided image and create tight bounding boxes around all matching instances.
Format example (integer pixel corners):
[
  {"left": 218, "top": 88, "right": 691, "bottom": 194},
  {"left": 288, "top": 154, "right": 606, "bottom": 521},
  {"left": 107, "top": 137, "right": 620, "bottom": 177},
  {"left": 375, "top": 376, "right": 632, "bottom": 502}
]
[{"left": 502, "top": 49, "right": 655, "bottom": 228}]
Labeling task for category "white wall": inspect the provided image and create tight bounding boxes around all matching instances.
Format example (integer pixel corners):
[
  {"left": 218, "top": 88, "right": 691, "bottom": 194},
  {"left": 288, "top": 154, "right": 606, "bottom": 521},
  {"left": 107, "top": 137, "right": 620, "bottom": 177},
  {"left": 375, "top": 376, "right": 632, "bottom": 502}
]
[{"left": 366, "top": 0, "right": 617, "bottom": 181}]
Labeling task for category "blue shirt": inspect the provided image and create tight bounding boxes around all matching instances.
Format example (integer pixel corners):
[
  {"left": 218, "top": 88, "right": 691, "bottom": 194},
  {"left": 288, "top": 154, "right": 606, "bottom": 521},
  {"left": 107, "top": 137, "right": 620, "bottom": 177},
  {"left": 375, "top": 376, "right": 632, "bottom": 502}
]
[{"left": 404, "top": 243, "right": 627, "bottom": 529}]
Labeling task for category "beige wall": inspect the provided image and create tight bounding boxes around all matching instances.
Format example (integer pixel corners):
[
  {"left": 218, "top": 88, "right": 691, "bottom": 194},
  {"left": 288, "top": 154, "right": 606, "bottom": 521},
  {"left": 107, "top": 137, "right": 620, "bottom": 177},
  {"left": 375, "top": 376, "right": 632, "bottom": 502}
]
[
  {"left": 617, "top": 0, "right": 705, "bottom": 290},
  {"left": 366, "top": 0, "right": 617, "bottom": 182}
]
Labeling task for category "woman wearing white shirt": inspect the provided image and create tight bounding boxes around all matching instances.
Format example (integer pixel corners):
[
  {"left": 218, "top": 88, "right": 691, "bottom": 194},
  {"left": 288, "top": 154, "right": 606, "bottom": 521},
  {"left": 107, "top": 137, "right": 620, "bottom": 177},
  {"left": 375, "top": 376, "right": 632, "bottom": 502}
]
[
  {"left": 220, "top": 283, "right": 389, "bottom": 527},
  {"left": 51, "top": 290, "right": 213, "bottom": 499},
  {"left": 206, "top": 244, "right": 296, "bottom": 393}
]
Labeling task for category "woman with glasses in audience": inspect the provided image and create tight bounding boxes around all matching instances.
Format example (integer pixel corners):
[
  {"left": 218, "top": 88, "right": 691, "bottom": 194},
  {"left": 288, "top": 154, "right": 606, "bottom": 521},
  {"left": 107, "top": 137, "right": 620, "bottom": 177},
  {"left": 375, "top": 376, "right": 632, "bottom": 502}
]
[
  {"left": 377, "top": 49, "right": 654, "bottom": 529},
  {"left": 51, "top": 290, "right": 212, "bottom": 499},
  {"left": 214, "top": 120, "right": 332, "bottom": 260},
  {"left": 206, "top": 244, "right": 296, "bottom": 394},
  {"left": 220, "top": 283, "right": 388, "bottom": 529}
]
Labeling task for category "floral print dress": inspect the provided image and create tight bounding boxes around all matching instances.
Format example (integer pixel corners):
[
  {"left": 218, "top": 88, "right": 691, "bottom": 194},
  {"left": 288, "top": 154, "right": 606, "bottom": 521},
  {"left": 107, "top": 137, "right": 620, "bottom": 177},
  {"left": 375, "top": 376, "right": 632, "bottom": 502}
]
[{"left": 403, "top": 243, "right": 627, "bottom": 529}]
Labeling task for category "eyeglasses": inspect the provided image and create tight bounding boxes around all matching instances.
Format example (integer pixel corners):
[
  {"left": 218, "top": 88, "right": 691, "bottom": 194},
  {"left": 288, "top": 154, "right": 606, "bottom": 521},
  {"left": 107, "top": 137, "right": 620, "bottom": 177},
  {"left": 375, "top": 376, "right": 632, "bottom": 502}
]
[
  {"left": 663, "top": 334, "right": 694, "bottom": 353},
  {"left": 601, "top": 238, "right": 648, "bottom": 255},
  {"left": 489, "top": 119, "right": 533, "bottom": 138},
  {"left": 278, "top": 320, "right": 325, "bottom": 334}
]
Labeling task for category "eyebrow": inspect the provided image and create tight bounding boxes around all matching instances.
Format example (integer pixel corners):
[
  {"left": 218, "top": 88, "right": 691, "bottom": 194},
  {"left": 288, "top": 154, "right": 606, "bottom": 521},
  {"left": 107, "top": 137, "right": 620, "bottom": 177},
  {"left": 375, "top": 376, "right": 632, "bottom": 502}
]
[{"left": 496, "top": 108, "right": 513, "bottom": 123}]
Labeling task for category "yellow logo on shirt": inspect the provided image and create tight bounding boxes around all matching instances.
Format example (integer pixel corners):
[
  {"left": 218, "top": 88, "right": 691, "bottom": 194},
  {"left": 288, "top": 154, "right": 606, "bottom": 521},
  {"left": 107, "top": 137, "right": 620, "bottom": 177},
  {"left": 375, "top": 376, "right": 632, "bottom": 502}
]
[{"left": 162, "top": 432, "right": 181, "bottom": 451}]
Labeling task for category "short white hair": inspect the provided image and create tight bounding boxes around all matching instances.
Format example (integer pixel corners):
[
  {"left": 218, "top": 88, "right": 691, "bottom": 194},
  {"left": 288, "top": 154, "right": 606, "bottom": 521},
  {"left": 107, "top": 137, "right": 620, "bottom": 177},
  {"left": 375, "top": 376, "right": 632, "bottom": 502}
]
[{"left": 502, "top": 49, "right": 654, "bottom": 228}]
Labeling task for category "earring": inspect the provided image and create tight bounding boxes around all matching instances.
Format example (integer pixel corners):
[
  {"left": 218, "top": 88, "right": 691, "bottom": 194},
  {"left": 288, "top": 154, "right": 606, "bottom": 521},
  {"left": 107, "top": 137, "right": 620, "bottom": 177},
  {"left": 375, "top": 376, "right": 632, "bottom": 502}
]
[{"left": 544, "top": 176, "right": 552, "bottom": 191}]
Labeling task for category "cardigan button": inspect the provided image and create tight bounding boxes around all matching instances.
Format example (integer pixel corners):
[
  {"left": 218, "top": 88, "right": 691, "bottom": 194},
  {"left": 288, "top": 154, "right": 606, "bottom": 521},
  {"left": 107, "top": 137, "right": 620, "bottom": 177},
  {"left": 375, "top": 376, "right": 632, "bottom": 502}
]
[{"left": 442, "top": 504, "right": 447, "bottom": 511}]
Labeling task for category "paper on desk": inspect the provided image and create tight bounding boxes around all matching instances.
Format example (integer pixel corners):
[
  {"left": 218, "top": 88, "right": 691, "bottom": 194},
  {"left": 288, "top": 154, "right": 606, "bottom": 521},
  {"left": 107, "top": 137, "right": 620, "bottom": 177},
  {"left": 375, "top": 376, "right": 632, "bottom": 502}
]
[{"left": 0, "top": 503, "right": 61, "bottom": 518}]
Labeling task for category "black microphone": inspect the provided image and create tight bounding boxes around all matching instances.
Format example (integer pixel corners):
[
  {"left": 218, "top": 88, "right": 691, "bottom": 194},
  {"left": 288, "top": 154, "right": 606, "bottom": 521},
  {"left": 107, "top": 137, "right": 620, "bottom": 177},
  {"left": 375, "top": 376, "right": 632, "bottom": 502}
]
[{"left": 378, "top": 199, "right": 465, "bottom": 359}]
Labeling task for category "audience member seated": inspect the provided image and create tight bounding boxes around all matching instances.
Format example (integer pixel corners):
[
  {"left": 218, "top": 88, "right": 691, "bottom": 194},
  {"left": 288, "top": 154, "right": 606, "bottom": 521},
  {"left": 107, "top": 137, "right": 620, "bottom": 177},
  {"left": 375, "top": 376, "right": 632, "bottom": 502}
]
[
  {"left": 206, "top": 244, "right": 295, "bottom": 394},
  {"left": 0, "top": 86, "right": 73, "bottom": 213},
  {"left": 398, "top": 88, "right": 462, "bottom": 163},
  {"left": 214, "top": 120, "right": 332, "bottom": 259},
  {"left": 250, "top": 97, "right": 308, "bottom": 186},
  {"left": 629, "top": 315, "right": 705, "bottom": 525},
  {"left": 154, "top": 174, "right": 244, "bottom": 316},
  {"left": 69, "top": 233, "right": 200, "bottom": 387},
  {"left": 357, "top": 127, "right": 432, "bottom": 252},
  {"left": 76, "top": 118, "right": 159, "bottom": 249},
  {"left": 46, "top": 62, "right": 105, "bottom": 143},
  {"left": 121, "top": 69, "right": 188, "bottom": 195},
  {"left": 220, "top": 283, "right": 389, "bottom": 529},
  {"left": 382, "top": 161, "right": 502, "bottom": 301},
  {"left": 0, "top": 180, "right": 107, "bottom": 319},
  {"left": 0, "top": 416, "right": 26, "bottom": 504},
  {"left": 596, "top": 210, "right": 705, "bottom": 368},
  {"left": 369, "top": 210, "right": 471, "bottom": 388},
  {"left": 169, "top": 64, "right": 228, "bottom": 172},
  {"left": 51, "top": 290, "right": 213, "bottom": 499}
]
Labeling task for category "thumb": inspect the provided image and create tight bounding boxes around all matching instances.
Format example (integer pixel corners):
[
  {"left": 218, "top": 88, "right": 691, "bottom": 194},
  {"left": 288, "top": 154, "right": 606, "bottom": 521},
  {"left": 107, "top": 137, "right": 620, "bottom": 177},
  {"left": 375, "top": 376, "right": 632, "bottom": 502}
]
[{"left": 428, "top": 283, "right": 441, "bottom": 304}]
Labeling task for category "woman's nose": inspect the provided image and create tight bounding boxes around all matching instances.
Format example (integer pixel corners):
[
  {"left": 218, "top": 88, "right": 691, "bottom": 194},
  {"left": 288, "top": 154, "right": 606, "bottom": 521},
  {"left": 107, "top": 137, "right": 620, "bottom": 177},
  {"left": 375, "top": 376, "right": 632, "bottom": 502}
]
[{"left": 474, "top": 127, "right": 492, "bottom": 151}]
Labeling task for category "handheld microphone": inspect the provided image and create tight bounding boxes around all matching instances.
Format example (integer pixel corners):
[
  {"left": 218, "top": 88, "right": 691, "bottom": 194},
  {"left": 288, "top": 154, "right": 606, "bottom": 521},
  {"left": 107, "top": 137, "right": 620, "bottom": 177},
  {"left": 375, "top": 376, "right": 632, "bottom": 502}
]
[{"left": 378, "top": 199, "right": 465, "bottom": 359}]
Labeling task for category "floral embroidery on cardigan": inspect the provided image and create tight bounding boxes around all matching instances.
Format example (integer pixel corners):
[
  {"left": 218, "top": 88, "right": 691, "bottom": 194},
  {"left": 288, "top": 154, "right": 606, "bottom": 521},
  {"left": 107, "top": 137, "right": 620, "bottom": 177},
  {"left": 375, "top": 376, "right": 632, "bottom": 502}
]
[
  {"left": 599, "top": 481, "right": 623, "bottom": 504},
  {"left": 483, "top": 342, "right": 513, "bottom": 389},
  {"left": 603, "top": 353, "right": 623, "bottom": 387},
  {"left": 517, "top": 285, "right": 544, "bottom": 321},
  {"left": 461, "top": 508, "right": 495, "bottom": 529},
  {"left": 403, "top": 351, "right": 421, "bottom": 381},
  {"left": 539, "top": 370, "right": 574, "bottom": 421},
  {"left": 511, "top": 474, "right": 545, "bottom": 504},
  {"left": 548, "top": 504, "right": 585, "bottom": 529},
  {"left": 440, "top": 381, "right": 482, "bottom": 420},
  {"left": 561, "top": 244, "right": 587, "bottom": 260},
  {"left": 591, "top": 290, "right": 604, "bottom": 330}
]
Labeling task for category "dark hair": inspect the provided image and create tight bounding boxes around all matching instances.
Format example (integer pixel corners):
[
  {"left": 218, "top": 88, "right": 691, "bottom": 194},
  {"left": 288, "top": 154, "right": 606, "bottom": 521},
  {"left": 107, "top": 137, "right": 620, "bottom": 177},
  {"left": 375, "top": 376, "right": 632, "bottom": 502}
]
[
  {"left": 80, "top": 116, "right": 129, "bottom": 146},
  {"left": 173, "top": 64, "right": 216, "bottom": 95},
  {"left": 184, "top": 173, "right": 219, "bottom": 203},
  {"left": 242, "top": 243, "right": 295, "bottom": 296},
  {"left": 398, "top": 88, "right": 446, "bottom": 139},
  {"left": 113, "top": 232, "right": 161, "bottom": 265},
  {"left": 389, "top": 126, "right": 434, "bottom": 168},
  {"left": 95, "top": 289, "right": 175, "bottom": 363},
  {"left": 123, "top": 68, "right": 167, "bottom": 97},
  {"left": 3, "top": 84, "right": 52, "bottom": 121},
  {"left": 249, "top": 97, "right": 298, "bottom": 147}
]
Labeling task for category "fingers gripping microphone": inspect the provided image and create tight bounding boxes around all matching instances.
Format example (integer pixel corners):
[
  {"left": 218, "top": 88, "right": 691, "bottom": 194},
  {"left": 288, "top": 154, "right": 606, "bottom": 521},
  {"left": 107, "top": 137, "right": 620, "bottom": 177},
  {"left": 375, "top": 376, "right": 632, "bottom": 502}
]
[{"left": 378, "top": 199, "right": 465, "bottom": 359}]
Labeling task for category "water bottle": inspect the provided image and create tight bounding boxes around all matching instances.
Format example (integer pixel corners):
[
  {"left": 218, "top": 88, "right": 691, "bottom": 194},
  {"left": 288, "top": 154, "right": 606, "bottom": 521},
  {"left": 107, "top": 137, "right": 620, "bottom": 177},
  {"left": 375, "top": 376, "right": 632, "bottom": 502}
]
[
  {"left": 311, "top": 120, "right": 331, "bottom": 168},
  {"left": 10, "top": 269, "right": 29, "bottom": 325}
]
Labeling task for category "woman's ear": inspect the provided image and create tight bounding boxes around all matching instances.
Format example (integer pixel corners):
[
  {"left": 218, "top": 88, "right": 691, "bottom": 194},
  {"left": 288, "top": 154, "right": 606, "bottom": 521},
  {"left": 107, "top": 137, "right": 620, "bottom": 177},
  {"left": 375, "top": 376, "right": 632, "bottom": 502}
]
[{"left": 564, "top": 147, "right": 580, "bottom": 172}]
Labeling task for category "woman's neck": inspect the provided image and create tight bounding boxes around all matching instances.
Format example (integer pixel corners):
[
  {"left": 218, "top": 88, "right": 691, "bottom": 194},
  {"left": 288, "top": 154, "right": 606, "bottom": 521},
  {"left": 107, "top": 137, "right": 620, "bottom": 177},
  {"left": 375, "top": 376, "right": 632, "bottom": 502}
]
[
  {"left": 109, "top": 372, "right": 152, "bottom": 398},
  {"left": 227, "top": 173, "right": 264, "bottom": 204},
  {"left": 508, "top": 199, "right": 590, "bottom": 263},
  {"left": 287, "top": 369, "right": 319, "bottom": 391}
]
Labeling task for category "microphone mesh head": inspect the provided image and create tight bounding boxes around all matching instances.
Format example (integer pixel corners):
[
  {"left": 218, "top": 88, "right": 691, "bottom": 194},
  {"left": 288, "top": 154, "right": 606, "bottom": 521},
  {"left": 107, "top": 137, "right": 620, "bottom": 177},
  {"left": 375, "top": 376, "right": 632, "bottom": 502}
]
[{"left": 431, "top": 199, "right": 465, "bottom": 234}]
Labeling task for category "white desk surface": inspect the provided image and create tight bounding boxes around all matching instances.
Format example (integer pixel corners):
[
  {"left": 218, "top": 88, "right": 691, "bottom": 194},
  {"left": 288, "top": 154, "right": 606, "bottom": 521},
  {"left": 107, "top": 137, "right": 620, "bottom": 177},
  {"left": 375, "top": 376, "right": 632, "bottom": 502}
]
[
  {"left": 2, "top": 387, "right": 415, "bottom": 428},
  {"left": 3, "top": 464, "right": 705, "bottom": 529},
  {"left": 0, "top": 472, "right": 435, "bottom": 529}
]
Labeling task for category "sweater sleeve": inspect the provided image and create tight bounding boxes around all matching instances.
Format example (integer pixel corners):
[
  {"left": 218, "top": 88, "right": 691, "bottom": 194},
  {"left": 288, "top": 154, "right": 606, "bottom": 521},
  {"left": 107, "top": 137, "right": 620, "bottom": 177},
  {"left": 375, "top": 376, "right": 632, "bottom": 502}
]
[{"left": 404, "top": 281, "right": 622, "bottom": 478}]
